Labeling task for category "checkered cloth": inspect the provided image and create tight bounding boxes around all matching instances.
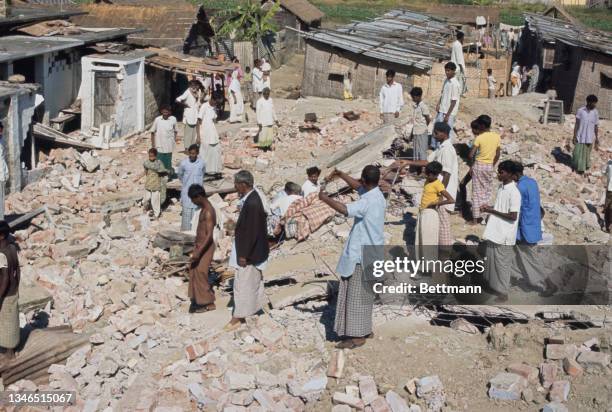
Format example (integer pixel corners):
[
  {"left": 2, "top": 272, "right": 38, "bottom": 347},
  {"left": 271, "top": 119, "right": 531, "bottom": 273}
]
[
  {"left": 437, "top": 206, "right": 452, "bottom": 246},
  {"left": 334, "top": 264, "right": 374, "bottom": 338},
  {"left": 282, "top": 193, "right": 335, "bottom": 241},
  {"left": 471, "top": 161, "right": 494, "bottom": 219},
  {"left": 0, "top": 294, "right": 20, "bottom": 349}
]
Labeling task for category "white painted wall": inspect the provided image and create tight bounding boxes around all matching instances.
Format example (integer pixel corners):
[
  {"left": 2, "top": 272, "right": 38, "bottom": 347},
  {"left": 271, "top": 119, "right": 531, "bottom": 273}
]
[{"left": 81, "top": 55, "right": 145, "bottom": 140}]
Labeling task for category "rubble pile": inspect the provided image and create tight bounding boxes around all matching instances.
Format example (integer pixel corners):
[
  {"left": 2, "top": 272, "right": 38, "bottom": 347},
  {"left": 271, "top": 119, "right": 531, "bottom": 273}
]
[
  {"left": 456, "top": 94, "right": 612, "bottom": 244},
  {"left": 487, "top": 326, "right": 611, "bottom": 411},
  {"left": 1, "top": 93, "right": 610, "bottom": 410}
]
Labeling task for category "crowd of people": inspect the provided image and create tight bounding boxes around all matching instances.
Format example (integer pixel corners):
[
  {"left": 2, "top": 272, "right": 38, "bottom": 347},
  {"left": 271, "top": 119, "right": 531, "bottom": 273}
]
[
  {"left": 0, "top": 35, "right": 610, "bottom": 360},
  {"left": 134, "top": 41, "right": 612, "bottom": 345}
]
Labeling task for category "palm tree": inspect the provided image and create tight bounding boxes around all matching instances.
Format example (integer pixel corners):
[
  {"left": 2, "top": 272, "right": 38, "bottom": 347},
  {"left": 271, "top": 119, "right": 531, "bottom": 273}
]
[{"left": 214, "top": 0, "right": 281, "bottom": 43}]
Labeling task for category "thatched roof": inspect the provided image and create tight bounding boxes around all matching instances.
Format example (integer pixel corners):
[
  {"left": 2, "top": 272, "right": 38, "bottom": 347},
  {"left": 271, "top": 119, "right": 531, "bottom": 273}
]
[
  {"left": 71, "top": 2, "right": 204, "bottom": 49},
  {"left": 277, "top": 0, "right": 323, "bottom": 25}
]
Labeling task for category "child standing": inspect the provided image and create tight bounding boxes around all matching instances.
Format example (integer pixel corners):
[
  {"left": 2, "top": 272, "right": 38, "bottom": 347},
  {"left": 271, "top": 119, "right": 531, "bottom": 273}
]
[
  {"left": 302, "top": 166, "right": 321, "bottom": 198},
  {"left": 487, "top": 68, "right": 497, "bottom": 99},
  {"left": 150, "top": 105, "right": 178, "bottom": 179},
  {"left": 409, "top": 87, "right": 431, "bottom": 164},
  {"left": 415, "top": 161, "right": 455, "bottom": 260},
  {"left": 135, "top": 148, "right": 168, "bottom": 219},
  {"left": 177, "top": 144, "right": 206, "bottom": 231},
  {"left": 343, "top": 72, "right": 353, "bottom": 101}
]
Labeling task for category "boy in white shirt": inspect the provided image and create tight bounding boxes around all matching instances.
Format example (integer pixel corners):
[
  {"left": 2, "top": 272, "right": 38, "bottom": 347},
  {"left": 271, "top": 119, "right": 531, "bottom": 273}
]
[
  {"left": 150, "top": 105, "right": 178, "bottom": 179},
  {"left": 482, "top": 160, "right": 522, "bottom": 302},
  {"left": 302, "top": 166, "right": 321, "bottom": 198},
  {"left": 434, "top": 62, "right": 461, "bottom": 148}
]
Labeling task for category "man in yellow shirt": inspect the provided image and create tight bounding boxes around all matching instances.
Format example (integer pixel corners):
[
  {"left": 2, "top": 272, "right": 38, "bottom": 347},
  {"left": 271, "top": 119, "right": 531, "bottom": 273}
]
[
  {"left": 415, "top": 161, "right": 455, "bottom": 260},
  {"left": 468, "top": 115, "right": 501, "bottom": 225}
]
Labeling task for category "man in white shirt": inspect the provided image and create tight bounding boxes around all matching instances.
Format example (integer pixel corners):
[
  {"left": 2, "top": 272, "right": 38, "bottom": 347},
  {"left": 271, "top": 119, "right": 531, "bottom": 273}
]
[
  {"left": 270, "top": 182, "right": 301, "bottom": 217},
  {"left": 482, "top": 160, "right": 522, "bottom": 302},
  {"left": 254, "top": 88, "right": 279, "bottom": 150},
  {"left": 450, "top": 31, "right": 467, "bottom": 95},
  {"left": 175, "top": 80, "right": 201, "bottom": 151},
  {"left": 434, "top": 62, "right": 461, "bottom": 148},
  {"left": 0, "top": 122, "right": 8, "bottom": 219},
  {"left": 150, "top": 105, "right": 178, "bottom": 179},
  {"left": 379, "top": 69, "right": 404, "bottom": 125}
]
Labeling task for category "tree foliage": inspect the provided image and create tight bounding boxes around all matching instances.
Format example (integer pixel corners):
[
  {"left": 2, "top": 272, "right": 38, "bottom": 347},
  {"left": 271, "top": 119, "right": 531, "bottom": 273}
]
[{"left": 214, "top": 0, "right": 281, "bottom": 42}]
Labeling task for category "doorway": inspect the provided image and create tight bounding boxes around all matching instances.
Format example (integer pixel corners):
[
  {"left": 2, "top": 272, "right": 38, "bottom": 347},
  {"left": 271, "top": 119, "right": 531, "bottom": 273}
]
[{"left": 93, "top": 71, "right": 118, "bottom": 127}]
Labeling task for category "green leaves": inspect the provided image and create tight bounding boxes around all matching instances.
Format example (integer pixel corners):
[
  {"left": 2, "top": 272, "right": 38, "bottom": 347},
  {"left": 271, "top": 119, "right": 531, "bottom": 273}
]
[{"left": 213, "top": 0, "right": 280, "bottom": 42}]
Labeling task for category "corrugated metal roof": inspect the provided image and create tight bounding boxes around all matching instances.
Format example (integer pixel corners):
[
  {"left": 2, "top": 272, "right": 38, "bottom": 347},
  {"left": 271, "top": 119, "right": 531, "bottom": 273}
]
[
  {"left": 298, "top": 9, "right": 453, "bottom": 70},
  {"left": 524, "top": 13, "right": 612, "bottom": 55}
]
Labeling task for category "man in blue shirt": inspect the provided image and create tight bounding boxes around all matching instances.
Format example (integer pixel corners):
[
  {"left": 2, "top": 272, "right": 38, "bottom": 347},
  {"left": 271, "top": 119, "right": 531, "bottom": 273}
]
[
  {"left": 513, "top": 161, "right": 557, "bottom": 298},
  {"left": 319, "top": 165, "right": 386, "bottom": 349}
]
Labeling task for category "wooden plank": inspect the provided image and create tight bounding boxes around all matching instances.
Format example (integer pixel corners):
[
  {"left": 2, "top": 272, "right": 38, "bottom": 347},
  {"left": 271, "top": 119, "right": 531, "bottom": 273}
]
[
  {"left": 33, "top": 123, "right": 98, "bottom": 150},
  {"left": 8, "top": 206, "right": 46, "bottom": 229},
  {"left": 0, "top": 327, "right": 90, "bottom": 385}
]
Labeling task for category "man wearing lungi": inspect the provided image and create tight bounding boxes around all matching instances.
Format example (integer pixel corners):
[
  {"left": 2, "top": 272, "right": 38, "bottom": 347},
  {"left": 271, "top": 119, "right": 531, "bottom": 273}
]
[
  {"left": 481, "top": 160, "right": 522, "bottom": 303},
  {"left": 225, "top": 170, "right": 269, "bottom": 331},
  {"left": 187, "top": 185, "right": 216, "bottom": 314},
  {"left": 467, "top": 115, "right": 501, "bottom": 225},
  {"left": 319, "top": 166, "right": 386, "bottom": 349},
  {"left": 0, "top": 221, "right": 20, "bottom": 362}
]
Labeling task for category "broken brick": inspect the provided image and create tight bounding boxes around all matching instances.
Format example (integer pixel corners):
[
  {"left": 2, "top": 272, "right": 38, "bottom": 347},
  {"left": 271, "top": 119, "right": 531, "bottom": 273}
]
[{"left": 562, "top": 357, "right": 583, "bottom": 377}]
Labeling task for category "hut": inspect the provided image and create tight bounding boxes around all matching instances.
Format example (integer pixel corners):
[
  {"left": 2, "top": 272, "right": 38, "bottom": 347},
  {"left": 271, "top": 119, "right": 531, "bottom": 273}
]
[
  {"left": 518, "top": 12, "right": 612, "bottom": 117},
  {"left": 300, "top": 9, "right": 509, "bottom": 100}
]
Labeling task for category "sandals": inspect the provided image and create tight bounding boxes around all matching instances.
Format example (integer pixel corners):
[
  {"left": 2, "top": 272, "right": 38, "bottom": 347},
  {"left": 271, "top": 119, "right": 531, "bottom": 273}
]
[
  {"left": 223, "top": 321, "right": 243, "bottom": 332},
  {"left": 336, "top": 338, "right": 367, "bottom": 350},
  {"left": 188, "top": 303, "right": 216, "bottom": 314}
]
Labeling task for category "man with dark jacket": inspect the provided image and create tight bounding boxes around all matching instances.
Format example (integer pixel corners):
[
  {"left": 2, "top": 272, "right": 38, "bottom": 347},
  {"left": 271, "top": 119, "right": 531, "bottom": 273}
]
[{"left": 225, "top": 170, "right": 269, "bottom": 331}]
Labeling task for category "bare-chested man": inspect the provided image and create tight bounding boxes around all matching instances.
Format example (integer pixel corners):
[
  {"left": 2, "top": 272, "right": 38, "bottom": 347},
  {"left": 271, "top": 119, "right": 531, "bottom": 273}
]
[{"left": 187, "top": 184, "right": 217, "bottom": 313}]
